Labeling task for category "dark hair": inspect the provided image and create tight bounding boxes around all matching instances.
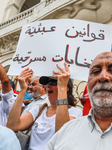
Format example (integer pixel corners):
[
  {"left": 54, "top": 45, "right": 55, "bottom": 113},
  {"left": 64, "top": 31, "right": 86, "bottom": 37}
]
[
  {"left": 67, "top": 78, "right": 76, "bottom": 107},
  {"left": 9, "top": 79, "right": 15, "bottom": 90},
  {"left": 68, "top": 94, "right": 77, "bottom": 107},
  {"left": 67, "top": 78, "right": 73, "bottom": 95}
]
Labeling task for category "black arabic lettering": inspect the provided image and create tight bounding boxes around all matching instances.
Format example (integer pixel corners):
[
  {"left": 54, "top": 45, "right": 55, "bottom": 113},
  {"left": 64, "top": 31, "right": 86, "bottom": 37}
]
[
  {"left": 13, "top": 54, "right": 30, "bottom": 62},
  {"left": 52, "top": 55, "right": 63, "bottom": 62},
  {"left": 83, "top": 33, "right": 105, "bottom": 42},
  {"left": 65, "top": 29, "right": 79, "bottom": 38},
  {"left": 87, "top": 24, "right": 90, "bottom": 37},
  {"left": 65, "top": 45, "right": 74, "bottom": 64},
  {"left": 65, "top": 26, "right": 86, "bottom": 38},
  {"left": 42, "top": 56, "right": 46, "bottom": 61},
  {"left": 97, "top": 33, "right": 105, "bottom": 40},
  {"left": 75, "top": 47, "right": 91, "bottom": 68},
  {"left": 44, "top": 26, "right": 56, "bottom": 32},
  {"left": 25, "top": 26, "right": 36, "bottom": 36},
  {"left": 34, "top": 27, "right": 41, "bottom": 33},
  {"left": 78, "top": 31, "right": 86, "bottom": 37},
  {"left": 21, "top": 56, "right": 46, "bottom": 68},
  {"left": 65, "top": 24, "right": 105, "bottom": 42},
  {"left": 25, "top": 25, "right": 56, "bottom": 36}
]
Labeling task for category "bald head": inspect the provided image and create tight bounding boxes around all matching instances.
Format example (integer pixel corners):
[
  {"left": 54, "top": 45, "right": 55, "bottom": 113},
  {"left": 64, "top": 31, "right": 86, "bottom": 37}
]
[
  {"left": 88, "top": 51, "right": 112, "bottom": 117},
  {"left": 88, "top": 51, "right": 112, "bottom": 90},
  {"left": 89, "top": 51, "right": 112, "bottom": 72}
]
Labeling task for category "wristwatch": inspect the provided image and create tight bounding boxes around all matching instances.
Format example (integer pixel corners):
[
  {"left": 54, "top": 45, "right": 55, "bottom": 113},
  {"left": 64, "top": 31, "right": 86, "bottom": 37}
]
[{"left": 56, "top": 99, "right": 68, "bottom": 106}]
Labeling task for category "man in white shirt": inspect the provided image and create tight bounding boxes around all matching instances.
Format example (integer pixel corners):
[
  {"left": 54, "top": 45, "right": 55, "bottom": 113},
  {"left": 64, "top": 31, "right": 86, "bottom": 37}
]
[
  {"left": 22, "top": 77, "right": 50, "bottom": 115},
  {"left": 45, "top": 51, "right": 112, "bottom": 150},
  {"left": 0, "top": 63, "right": 15, "bottom": 126}
]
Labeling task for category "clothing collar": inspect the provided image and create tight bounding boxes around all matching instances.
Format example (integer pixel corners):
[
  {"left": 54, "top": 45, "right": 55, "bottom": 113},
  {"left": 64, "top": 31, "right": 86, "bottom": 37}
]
[
  {"left": 87, "top": 109, "right": 112, "bottom": 133},
  {"left": 33, "top": 94, "right": 47, "bottom": 101},
  {"left": 87, "top": 109, "right": 96, "bottom": 132}
]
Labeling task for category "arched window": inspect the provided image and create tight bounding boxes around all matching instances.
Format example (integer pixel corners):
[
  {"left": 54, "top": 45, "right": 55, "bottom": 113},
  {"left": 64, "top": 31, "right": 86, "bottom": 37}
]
[{"left": 20, "top": 0, "right": 41, "bottom": 12}]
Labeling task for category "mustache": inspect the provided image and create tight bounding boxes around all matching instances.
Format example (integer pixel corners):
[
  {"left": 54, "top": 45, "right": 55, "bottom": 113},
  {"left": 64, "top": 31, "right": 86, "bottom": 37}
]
[
  {"left": 29, "top": 88, "right": 33, "bottom": 92},
  {"left": 92, "top": 83, "right": 112, "bottom": 94}
]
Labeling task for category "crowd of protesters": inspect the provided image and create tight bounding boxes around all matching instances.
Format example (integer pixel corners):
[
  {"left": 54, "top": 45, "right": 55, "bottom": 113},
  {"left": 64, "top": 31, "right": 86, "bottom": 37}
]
[{"left": 0, "top": 51, "right": 112, "bottom": 150}]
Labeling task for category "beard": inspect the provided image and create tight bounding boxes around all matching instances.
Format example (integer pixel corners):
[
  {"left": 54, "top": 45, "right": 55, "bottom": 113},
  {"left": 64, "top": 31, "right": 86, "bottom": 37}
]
[
  {"left": 88, "top": 82, "right": 112, "bottom": 117},
  {"left": 30, "top": 91, "right": 41, "bottom": 99}
]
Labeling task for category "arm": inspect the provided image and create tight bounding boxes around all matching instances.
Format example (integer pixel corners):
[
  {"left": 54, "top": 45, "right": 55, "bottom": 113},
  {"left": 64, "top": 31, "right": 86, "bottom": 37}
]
[
  {"left": 23, "top": 99, "right": 31, "bottom": 104},
  {"left": 0, "top": 64, "right": 15, "bottom": 126},
  {"left": 0, "top": 64, "right": 11, "bottom": 94},
  {"left": 7, "top": 68, "right": 34, "bottom": 132},
  {"left": 14, "top": 76, "right": 18, "bottom": 91},
  {"left": 79, "top": 97, "right": 85, "bottom": 105},
  {"left": 53, "top": 62, "right": 75, "bottom": 132}
]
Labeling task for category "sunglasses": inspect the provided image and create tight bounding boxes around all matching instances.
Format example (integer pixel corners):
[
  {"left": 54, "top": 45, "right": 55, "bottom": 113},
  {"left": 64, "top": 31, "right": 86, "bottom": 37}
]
[{"left": 48, "top": 80, "right": 57, "bottom": 86}]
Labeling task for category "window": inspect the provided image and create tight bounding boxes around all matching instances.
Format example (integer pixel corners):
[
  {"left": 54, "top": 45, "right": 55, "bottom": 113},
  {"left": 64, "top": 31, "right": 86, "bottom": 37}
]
[{"left": 20, "top": 0, "right": 40, "bottom": 12}]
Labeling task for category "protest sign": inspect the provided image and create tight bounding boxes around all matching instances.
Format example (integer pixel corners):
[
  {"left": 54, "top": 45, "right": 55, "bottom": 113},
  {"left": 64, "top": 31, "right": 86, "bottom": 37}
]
[{"left": 8, "top": 19, "right": 112, "bottom": 81}]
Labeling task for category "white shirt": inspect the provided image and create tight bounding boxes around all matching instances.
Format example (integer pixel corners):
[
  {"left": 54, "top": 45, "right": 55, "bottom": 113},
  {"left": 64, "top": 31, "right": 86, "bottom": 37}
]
[
  {"left": 28, "top": 105, "right": 82, "bottom": 150},
  {"left": 0, "top": 89, "right": 15, "bottom": 126},
  {"left": 45, "top": 109, "right": 112, "bottom": 150},
  {"left": 21, "top": 94, "right": 50, "bottom": 115}
]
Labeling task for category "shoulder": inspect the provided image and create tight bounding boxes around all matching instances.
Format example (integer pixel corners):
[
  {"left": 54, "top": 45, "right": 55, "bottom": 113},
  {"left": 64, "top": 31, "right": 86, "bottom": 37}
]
[
  {"left": 0, "top": 125, "right": 21, "bottom": 149},
  {"left": 41, "top": 94, "right": 50, "bottom": 105},
  {"left": 30, "top": 104, "right": 42, "bottom": 112},
  {"left": 68, "top": 106, "right": 83, "bottom": 118},
  {"left": 41, "top": 94, "right": 48, "bottom": 99},
  {"left": 69, "top": 106, "right": 82, "bottom": 112},
  {"left": 1, "top": 88, "right": 14, "bottom": 98},
  {"left": 61, "top": 116, "right": 88, "bottom": 132},
  {"left": 29, "top": 104, "right": 43, "bottom": 120},
  {"left": 0, "top": 125, "right": 15, "bottom": 139},
  {"left": 46, "top": 116, "right": 88, "bottom": 149}
]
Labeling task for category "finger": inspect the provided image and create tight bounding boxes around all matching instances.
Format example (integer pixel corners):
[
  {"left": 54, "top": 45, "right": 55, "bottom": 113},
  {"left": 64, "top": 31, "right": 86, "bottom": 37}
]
[
  {"left": 53, "top": 74, "right": 62, "bottom": 78},
  {"left": 19, "top": 75, "right": 32, "bottom": 82},
  {"left": 64, "top": 62, "right": 70, "bottom": 73},
  {"left": 18, "top": 72, "right": 33, "bottom": 80},
  {"left": 53, "top": 73, "right": 68, "bottom": 78},
  {"left": 20, "top": 70, "right": 33, "bottom": 78},
  {"left": 56, "top": 64, "right": 67, "bottom": 73},
  {"left": 53, "top": 71, "right": 62, "bottom": 75},
  {"left": 20, "top": 68, "right": 32, "bottom": 76},
  {"left": 20, "top": 72, "right": 33, "bottom": 78},
  {"left": 53, "top": 71, "right": 70, "bottom": 78},
  {"left": 20, "top": 68, "right": 29, "bottom": 75}
]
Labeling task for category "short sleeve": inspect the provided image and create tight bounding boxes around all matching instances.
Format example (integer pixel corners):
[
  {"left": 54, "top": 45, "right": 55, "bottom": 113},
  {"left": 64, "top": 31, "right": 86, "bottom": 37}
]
[
  {"left": 68, "top": 107, "right": 82, "bottom": 118},
  {"left": 29, "top": 104, "right": 42, "bottom": 121}
]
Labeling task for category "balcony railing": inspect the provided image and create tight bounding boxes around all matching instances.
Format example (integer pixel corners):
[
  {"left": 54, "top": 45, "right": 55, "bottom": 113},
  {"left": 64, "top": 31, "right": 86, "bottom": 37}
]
[
  {"left": 0, "top": 7, "right": 34, "bottom": 30},
  {"left": 0, "top": 0, "right": 76, "bottom": 31}
]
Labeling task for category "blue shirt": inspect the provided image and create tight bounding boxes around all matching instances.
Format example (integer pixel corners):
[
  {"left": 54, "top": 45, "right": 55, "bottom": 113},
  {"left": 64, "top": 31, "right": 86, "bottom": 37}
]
[
  {"left": 0, "top": 125, "right": 21, "bottom": 150},
  {"left": 24, "top": 91, "right": 32, "bottom": 100}
]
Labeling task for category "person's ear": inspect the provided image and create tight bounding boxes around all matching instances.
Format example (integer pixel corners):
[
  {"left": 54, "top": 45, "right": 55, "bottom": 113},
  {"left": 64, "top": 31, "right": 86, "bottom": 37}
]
[
  {"left": 67, "top": 87, "right": 69, "bottom": 91},
  {"left": 41, "top": 85, "right": 46, "bottom": 91}
]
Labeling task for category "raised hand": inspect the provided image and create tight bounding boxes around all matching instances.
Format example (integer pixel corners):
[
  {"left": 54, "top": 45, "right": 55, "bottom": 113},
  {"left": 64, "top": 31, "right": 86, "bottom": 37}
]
[
  {"left": 17, "top": 68, "right": 33, "bottom": 91},
  {"left": 53, "top": 62, "right": 70, "bottom": 99},
  {"left": 53, "top": 62, "right": 70, "bottom": 88}
]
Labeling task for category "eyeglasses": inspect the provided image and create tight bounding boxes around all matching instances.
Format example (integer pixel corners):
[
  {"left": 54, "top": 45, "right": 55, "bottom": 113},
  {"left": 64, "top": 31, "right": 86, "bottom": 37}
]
[{"left": 48, "top": 80, "right": 57, "bottom": 86}]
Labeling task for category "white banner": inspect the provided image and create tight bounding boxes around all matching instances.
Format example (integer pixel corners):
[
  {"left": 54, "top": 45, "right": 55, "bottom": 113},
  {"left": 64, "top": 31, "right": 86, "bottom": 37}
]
[{"left": 8, "top": 19, "right": 112, "bottom": 81}]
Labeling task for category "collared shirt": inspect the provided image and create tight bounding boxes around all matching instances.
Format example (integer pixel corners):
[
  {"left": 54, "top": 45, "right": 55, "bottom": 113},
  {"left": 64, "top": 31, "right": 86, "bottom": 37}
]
[
  {"left": 45, "top": 109, "right": 112, "bottom": 150},
  {"left": 21, "top": 94, "right": 50, "bottom": 115}
]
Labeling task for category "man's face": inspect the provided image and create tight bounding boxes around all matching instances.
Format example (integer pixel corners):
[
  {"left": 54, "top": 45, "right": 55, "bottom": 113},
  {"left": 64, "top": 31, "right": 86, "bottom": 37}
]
[
  {"left": 29, "top": 78, "right": 42, "bottom": 99},
  {"left": 88, "top": 52, "right": 112, "bottom": 117}
]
